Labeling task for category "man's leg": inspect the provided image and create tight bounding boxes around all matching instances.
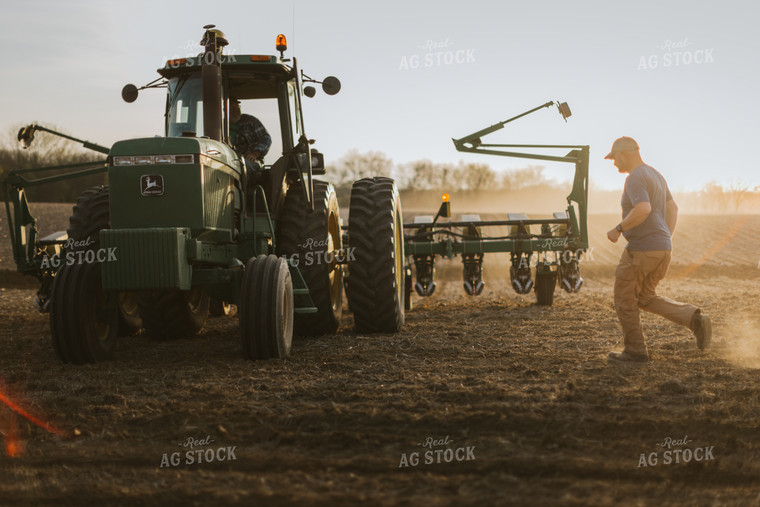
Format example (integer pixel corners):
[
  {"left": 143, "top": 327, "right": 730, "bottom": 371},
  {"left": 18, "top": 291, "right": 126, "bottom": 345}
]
[
  {"left": 614, "top": 249, "right": 648, "bottom": 356},
  {"left": 637, "top": 251, "right": 698, "bottom": 328}
]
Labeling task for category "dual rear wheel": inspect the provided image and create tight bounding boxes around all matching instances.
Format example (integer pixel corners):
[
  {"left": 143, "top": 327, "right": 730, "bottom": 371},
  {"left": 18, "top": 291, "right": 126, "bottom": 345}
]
[
  {"left": 276, "top": 180, "right": 343, "bottom": 336},
  {"left": 346, "top": 177, "right": 405, "bottom": 333}
]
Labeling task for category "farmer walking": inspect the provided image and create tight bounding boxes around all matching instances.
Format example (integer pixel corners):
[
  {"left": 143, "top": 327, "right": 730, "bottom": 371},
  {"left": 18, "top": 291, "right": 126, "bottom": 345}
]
[{"left": 604, "top": 137, "right": 711, "bottom": 362}]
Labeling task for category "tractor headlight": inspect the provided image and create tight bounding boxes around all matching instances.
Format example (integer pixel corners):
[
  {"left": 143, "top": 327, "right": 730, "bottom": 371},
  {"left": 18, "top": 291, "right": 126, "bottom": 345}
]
[
  {"left": 154, "top": 155, "right": 173, "bottom": 164},
  {"left": 113, "top": 156, "right": 133, "bottom": 166},
  {"left": 110, "top": 154, "right": 197, "bottom": 166},
  {"left": 174, "top": 154, "right": 195, "bottom": 164}
]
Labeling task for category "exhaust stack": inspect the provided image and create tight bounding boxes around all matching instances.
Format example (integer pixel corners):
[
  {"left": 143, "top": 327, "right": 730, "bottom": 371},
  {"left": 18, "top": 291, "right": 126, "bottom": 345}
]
[{"left": 200, "top": 25, "right": 228, "bottom": 142}]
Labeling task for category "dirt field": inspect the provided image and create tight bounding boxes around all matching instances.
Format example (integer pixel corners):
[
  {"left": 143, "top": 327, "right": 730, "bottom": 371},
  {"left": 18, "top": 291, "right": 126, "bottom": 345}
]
[{"left": 1, "top": 204, "right": 759, "bottom": 506}]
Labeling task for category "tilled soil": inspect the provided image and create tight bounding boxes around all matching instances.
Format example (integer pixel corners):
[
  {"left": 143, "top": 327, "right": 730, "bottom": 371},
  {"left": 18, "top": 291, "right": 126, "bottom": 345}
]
[{"left": 0, "top": 204, "right": 759, "bottom": 506}]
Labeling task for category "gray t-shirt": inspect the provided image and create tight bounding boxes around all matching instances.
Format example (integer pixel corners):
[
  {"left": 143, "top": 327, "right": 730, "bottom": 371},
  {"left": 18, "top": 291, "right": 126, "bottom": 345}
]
[{"left": 621, "top": 164, "right": 673, "bottom": 251}]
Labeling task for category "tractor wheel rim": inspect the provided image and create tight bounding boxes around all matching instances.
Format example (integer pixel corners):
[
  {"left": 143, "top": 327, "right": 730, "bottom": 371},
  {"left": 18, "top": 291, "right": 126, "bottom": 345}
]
[
  {"left": 394, "top": 206, "right": 403, "bottom": 308},
  {"left": 327, "top": 209, "right": 342, "bottom": 311}
]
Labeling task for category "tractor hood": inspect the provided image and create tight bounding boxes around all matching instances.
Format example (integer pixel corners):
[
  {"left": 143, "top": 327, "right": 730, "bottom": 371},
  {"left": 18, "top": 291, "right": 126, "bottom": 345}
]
[
  {"left": 107, "top": 136, "right": 241, "bottom": 243},
  {"left": 109, "top": 136, "right": 240, "bottom": 171}
]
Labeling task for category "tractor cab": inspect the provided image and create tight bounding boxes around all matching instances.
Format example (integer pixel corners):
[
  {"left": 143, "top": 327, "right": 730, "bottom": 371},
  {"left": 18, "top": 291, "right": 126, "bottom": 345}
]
[{"left": 123, "top": 27, "right": 339, "bottom": 217}]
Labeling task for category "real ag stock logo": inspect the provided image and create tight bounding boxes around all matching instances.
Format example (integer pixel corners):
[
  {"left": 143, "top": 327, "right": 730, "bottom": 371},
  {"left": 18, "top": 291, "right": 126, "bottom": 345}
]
[
  {"left": 283, "top": 238, "right": 356, "bottom": 267},
  {"left": 638, "top": 38, "right": 715, "bottom": 70},
  {"left": 399, "top": 38, "right": 476, "bottom": 71},
  {"left": 637, "top": 435, "right": 715, "bottom": 468},
  {"left": 159, "top": 435, "right": 237, "bottom": 468},
  {"left": 398, "top": 435, "right": 476, "bottom": 468},
  {"left": 162, "top": 39, "right": 239, "bottom": 68},
  {"left": 39, "top": 237, "right": 118, "bottom": 269}
]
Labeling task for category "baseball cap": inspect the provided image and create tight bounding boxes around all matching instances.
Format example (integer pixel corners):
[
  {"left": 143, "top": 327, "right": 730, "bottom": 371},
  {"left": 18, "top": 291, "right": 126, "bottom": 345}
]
[{"left": 604, "top": 136, "right": 639, "bottom": 159}]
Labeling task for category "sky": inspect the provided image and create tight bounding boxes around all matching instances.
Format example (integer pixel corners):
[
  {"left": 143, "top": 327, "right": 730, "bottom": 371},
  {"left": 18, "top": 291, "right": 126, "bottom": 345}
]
[{"left": 2, "top": 0, "right": 758, "bottom": 191}]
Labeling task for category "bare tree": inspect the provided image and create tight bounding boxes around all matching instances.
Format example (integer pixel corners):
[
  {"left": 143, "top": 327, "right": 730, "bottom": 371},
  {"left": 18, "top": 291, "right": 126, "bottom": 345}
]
[
  {"left": 700, "top": 181, "right": 728, "bottom": 213},
  {"left": 331, "top": 149, "right": 393, "bottom": 187},
  {"left": 448, "top": 163, "right": 467, "bottom": 191},
  {"left": 500, "top": 165, "right": 546, "bottom": 190},
  {"left": 728, "top": 181, "right": 749, "bottom": 213},
  {"left": 408, "top": 159, "right": 436, "bottom": 190},
  {"left": 461, "top": 163, "right": 496, "bottom": 191}
]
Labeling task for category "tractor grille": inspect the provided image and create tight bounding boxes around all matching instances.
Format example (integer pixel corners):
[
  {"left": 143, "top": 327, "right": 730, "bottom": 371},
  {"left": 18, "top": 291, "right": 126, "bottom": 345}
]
[
  {"left": 203, "top": 166, "right": 233, "bottom": 231},
  {"left": 100, "top": 228, "right": 192, "bottom": 290}
]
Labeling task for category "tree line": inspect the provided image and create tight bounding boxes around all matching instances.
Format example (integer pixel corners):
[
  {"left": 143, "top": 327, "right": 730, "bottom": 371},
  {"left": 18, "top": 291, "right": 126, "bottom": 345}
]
[
  {"left": 325, "top": 150, "right": 760, "bottom": 213},
  {"left": 326, "top": 149, "right": 555, "bottom": 192},
  {"left": 1, "top": 130, "right": 757, "bottom": 212}
]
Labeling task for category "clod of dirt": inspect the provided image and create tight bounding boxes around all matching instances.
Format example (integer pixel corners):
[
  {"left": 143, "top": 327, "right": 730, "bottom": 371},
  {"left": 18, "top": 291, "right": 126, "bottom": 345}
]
[{"left": 658, "top": 379, "right": 688, "bottom": 394}]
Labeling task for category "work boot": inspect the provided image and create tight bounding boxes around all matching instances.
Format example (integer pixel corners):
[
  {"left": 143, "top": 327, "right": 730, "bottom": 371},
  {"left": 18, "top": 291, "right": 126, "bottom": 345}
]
[
  {"left": 691, "top": 310, "right": 712, "bottom": 350},
  {"left": 607, "top": 351, "right": 649, "bottom": 363}
]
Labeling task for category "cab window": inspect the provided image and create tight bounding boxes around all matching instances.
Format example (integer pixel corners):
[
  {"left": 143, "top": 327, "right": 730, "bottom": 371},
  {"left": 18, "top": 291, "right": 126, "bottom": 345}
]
[{"left": 167, "top": 75, "right": 203, "bottom": 137}]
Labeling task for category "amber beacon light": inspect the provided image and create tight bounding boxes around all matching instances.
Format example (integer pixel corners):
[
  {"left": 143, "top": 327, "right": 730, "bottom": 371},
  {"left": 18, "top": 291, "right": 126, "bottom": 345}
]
[{"left": 276, "top": 34, "right": 287, "bottom": 53}]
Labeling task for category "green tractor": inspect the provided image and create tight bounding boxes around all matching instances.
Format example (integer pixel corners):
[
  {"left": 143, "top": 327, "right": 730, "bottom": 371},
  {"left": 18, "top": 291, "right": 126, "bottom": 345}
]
[{"left": 3, "top": 26, "right": 406, "bottom": 363}]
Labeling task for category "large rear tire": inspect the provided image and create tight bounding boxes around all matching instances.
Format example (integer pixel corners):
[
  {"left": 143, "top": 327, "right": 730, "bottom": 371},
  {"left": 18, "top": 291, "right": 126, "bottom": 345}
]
[
  {"left": 50, "top": 262, "right": 118, "bottom": 364},
  {"left": 68, "top": 186, "right": 110, "bottom": 245},
  {"left": 67, "top": 186, "right": 142, "bottom": 335},
  {"left": 137, "top": 288, "right": 210, "bottom": 340},
  {"left": 276, "top": 180, "right": 343, "bottom": 336},
  {"left": 240, "top": 255, "right": 294, "bottom": 360},
  {"left": 347, "top": 177, "right": 405, "bottom": 333}
]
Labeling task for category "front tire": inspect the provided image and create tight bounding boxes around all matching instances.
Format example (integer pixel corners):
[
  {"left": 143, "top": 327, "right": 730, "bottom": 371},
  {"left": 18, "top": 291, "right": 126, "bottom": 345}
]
[
  {"left": 50, "top": 262, "right": 118, "bottom": 364},
  {"left": 240, "top": 255, "right": 294, "bottom": 360}
]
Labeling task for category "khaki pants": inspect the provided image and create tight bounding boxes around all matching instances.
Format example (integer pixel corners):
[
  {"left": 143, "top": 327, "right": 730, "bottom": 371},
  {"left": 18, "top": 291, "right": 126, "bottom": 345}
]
[{"left": 614, "top": 249, "right": 698, "bottom": 356}]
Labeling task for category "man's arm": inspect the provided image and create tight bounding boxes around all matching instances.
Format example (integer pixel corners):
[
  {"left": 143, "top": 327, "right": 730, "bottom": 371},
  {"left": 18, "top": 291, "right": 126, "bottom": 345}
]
[
  {"left": 607, "top": 201, "right": 651, "bottom": 243},
  {"left": 622, "top": 201, "right": 652, "bottom": 230},
  {"left": 666, "top": 198, "right": 678, "bottom": 235},
  {"left": 237, "top": 115, "right": 272, "bottom": 161},
  {"left": 247, "top": 116, "right": 272, "bottom": 159}
]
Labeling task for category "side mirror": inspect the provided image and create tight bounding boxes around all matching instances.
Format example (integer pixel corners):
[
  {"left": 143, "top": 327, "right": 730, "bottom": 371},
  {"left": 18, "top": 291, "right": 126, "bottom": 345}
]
[
  {"left": 322, "top": 76, "right": 341, "bottom": 95},
  {"left": 122, "top": 84, "right": 139, "bottom": 103},
  {"left": 303, "top": 86, "right": 316, "bottom": 98},
  {"left": 311, "top": 149, "right": 325, "bottom": 175}
]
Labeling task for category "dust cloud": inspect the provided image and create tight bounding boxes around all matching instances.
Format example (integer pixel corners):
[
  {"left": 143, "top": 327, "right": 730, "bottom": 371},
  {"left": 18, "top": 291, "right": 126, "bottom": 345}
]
[{"left": 717, "top": 316, "right": 760, "bottom": 369}]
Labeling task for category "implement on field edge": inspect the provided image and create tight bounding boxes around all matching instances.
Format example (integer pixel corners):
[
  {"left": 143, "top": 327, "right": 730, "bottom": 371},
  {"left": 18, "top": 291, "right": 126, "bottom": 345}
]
[{"left": 403, "top": 101, "right": 589, "bottom": 307}]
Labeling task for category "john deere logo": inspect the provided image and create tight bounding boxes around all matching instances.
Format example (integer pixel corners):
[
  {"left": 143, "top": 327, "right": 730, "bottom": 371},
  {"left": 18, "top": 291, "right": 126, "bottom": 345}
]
[{"left": 141, "top": 175, "right": 164, "bottom": 196}]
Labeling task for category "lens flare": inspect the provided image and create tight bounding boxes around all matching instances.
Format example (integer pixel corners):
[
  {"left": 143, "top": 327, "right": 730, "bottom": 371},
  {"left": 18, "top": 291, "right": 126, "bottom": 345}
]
[
  {"left": 3, "top": 415, "right": 24, "bottom": 457},
  {"left": 675, "top": 215, "right": 750, "bottom": 279},
  {"left": 0, "top": 384, "right": 68, "bottom": 442}
]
